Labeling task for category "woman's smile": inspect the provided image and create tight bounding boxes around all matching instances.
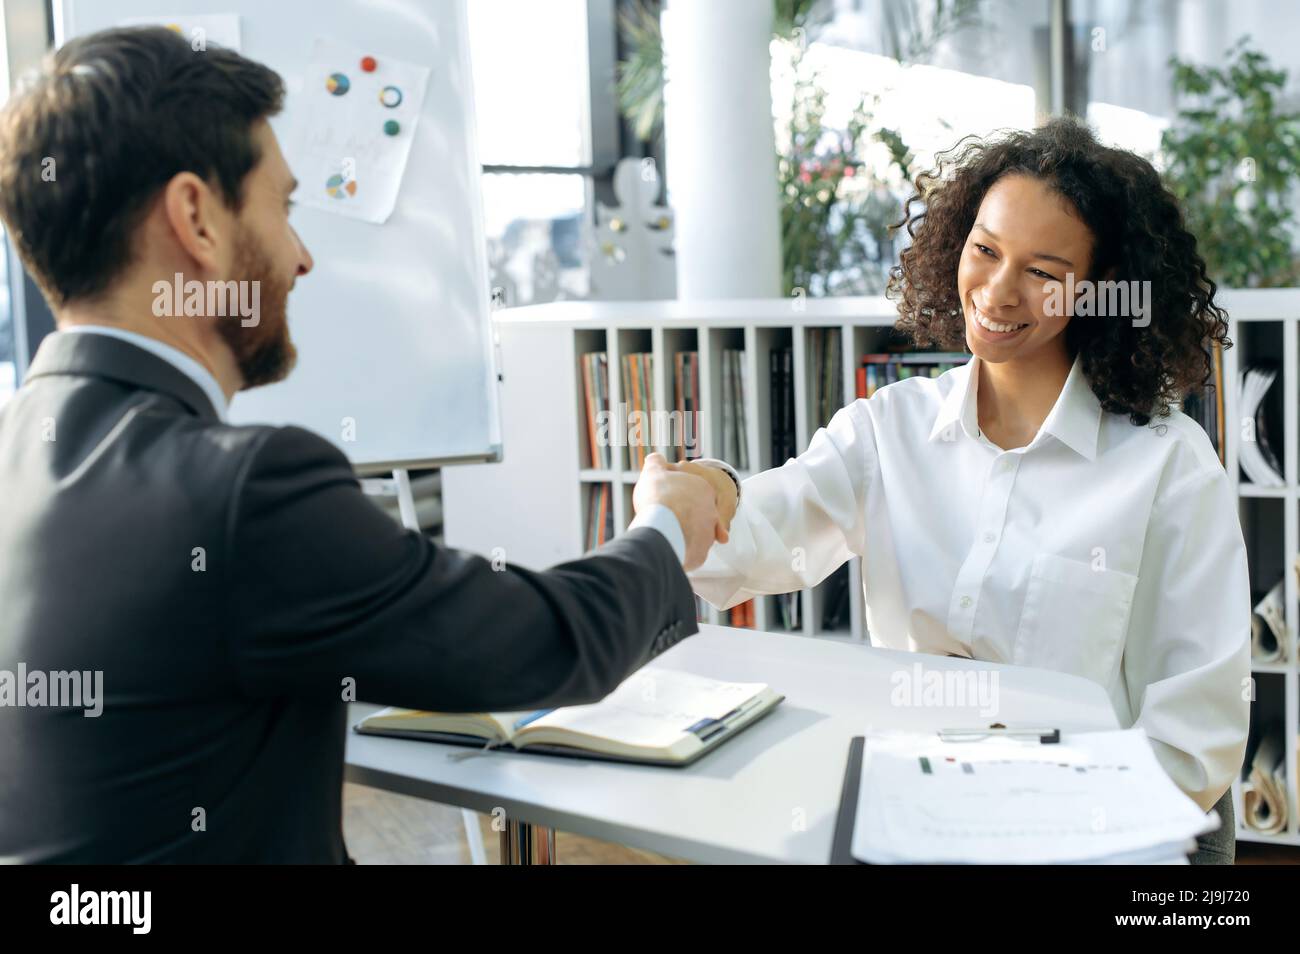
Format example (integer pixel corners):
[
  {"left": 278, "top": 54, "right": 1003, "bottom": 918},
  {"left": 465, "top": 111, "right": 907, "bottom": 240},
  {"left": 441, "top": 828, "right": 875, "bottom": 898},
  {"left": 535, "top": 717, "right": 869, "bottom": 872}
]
[{"left": 969, "top": 303, "right": 1031, "bottom": 342}]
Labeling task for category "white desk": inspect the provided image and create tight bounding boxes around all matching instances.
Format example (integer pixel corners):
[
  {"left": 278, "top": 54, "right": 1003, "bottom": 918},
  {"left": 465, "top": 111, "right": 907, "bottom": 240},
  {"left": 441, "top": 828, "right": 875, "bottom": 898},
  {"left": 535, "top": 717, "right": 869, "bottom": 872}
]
[{"left": 344, "top": 625, "right": 1120, "bottom": 864}]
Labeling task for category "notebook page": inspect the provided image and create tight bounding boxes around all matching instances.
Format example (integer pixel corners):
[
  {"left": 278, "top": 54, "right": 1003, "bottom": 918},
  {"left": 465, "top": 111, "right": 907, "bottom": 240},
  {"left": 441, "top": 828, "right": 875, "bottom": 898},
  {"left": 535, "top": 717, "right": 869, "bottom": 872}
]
[{"left": 517, "top": 668, "right": 767, "bottom": 748}]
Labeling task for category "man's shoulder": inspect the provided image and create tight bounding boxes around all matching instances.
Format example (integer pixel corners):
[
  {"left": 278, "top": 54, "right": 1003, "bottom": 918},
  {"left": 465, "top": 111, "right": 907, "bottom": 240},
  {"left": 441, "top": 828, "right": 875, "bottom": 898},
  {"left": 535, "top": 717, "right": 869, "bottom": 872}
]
[
  {"left": 137, "top": 417, "right": 361, "bottom": 568},
  {"left": 197, "top": 419, "right": 350, "bottom": 469},
  {"left": 174, "top": 419, "right": 355, "bottom": 499}
]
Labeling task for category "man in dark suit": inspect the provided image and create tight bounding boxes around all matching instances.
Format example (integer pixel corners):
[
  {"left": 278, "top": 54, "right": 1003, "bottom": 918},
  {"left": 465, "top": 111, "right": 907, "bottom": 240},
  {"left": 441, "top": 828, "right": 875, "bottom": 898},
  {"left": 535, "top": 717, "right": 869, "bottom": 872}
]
[{"left": 0, "top": 27, "right": 729, "bottom": 862}]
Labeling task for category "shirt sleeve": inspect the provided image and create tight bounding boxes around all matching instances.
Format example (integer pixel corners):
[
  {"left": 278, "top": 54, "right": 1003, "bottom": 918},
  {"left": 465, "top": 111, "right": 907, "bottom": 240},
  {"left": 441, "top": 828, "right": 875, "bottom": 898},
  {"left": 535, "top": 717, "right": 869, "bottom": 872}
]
[
  {"left": 1122, "top": 466, "right": 1252, "bottom": 812},
  {"left": 628, "top": 503, "right": 686, "bottom": 565},
  {"left": 688, "top": 400, "right": 876, "bottom": 609}
]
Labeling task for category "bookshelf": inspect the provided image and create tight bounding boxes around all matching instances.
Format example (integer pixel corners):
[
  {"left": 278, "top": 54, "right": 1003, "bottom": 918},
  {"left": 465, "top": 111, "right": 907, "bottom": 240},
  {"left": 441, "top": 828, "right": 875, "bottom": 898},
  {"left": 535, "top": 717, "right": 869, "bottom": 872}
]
[
  {"left": 440, "top": 290, "right": 1300, "bottom": 848},
  {"left": 1219, "top": 290, "right": 1300, "bottom": 847}
]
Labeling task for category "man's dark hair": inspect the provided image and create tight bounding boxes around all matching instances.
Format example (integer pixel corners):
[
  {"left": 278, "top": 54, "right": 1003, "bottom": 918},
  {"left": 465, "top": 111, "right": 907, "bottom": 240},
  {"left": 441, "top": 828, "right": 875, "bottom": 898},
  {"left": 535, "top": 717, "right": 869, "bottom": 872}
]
[{"left": 0, "top": 26, "right": 284, "bottom": 308}]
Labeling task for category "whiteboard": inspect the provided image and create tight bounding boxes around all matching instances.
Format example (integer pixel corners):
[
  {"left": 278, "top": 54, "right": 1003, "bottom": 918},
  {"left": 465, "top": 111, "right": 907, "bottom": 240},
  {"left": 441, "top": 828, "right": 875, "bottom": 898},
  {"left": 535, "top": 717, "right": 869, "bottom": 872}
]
[{"left": 56, "top": 0, "right": 502, "bottom": 472}]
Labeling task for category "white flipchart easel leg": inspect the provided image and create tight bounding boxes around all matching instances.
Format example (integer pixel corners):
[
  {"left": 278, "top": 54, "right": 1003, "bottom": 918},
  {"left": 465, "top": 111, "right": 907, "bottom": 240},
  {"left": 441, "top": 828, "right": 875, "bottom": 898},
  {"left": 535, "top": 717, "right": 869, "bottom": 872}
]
[{"left": 391, "top": 467, "right": 489, "bottom": 866}]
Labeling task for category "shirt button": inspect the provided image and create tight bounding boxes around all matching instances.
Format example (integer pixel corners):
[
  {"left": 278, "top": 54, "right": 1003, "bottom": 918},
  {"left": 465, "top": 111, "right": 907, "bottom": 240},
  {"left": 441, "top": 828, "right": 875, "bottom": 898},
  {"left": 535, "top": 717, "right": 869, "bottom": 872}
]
[
  {"left": 983, "top": 532, "right": 995, "bottom": 543},
  {"left": 960, "top": 596, "right": 973, "bottom": 608}
]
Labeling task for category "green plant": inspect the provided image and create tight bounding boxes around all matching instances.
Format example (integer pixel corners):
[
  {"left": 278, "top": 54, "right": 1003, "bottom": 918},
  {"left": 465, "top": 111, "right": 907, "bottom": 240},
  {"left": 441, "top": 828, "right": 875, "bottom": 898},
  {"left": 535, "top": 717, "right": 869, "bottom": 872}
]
[
  {"left": 615, "top": 1, "right": 664, "bottom": 144},
  {"left": 613, "top": 0, "right": 980, "bottom": 296},
  {"left": 881, "top": 0, "right": 984, "bottom": 63},
  {"left": 776, "top": 1, "right": 974, "bottom": 296},
  {"left": 773, "top": 0, "right": 826, "bottom": 41},
  {"left": 777, "top": 43, "right": 908, "bottom": 296},
  {"left": 616, "top": 0, "right": 977, "bottom": 140},
  {"left": 1161, "top": 37, "right": 1300, "bottom": 288}
]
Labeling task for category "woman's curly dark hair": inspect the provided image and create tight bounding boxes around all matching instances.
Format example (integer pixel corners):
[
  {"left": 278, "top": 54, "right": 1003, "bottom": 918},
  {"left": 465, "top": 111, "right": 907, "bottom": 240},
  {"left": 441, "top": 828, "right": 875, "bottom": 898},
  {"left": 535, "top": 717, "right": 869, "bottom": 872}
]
[{"left": 887, "top": 115, "right": 1230, "bottom": 427}]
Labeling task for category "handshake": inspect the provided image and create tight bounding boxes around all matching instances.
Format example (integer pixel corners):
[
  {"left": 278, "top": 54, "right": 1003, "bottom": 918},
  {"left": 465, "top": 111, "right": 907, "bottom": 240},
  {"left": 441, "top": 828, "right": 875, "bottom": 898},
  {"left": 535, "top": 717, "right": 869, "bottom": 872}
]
[{"left": 632, "top": 453, "right": 739, "bottom": 571}]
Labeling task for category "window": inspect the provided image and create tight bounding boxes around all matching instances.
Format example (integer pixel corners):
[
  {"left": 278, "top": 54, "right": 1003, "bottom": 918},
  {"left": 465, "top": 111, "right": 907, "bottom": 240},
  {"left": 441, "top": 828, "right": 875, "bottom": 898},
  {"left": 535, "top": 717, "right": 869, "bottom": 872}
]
[
  {"left": 0, "top": 6, "right": 15, "bottom": 409},
  {"left": 480, "top": 173, "right": 589, "bottom": 304},
  {"left": 774, "top": 0, "right": 1040, "bottom": 294},
  {"left": 468, "top": 0, "right": 605, "bottom": 306},
  {"left": 1076, "top": 1, "right": 1300, "bottom": 161},
  {"left": 0, "top": 238, "right": 13, "bottom": 407}
]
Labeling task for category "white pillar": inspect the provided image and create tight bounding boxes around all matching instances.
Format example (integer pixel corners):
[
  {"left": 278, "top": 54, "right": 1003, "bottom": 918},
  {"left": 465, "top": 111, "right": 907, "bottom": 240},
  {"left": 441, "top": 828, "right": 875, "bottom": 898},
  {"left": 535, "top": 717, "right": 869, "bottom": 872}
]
[{"left": 662, "top": 0, "right": 782, "bottom": 300}]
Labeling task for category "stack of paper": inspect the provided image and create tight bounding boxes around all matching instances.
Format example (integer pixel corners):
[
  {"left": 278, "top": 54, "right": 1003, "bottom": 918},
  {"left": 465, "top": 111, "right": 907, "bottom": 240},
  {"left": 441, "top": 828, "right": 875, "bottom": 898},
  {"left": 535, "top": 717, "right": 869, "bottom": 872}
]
[
  {"left": 1237, "top": 365, "right": 1284, "bottom": 486},
  {"left": 1250, "top": 578, "right": 1288, "bottom": 663},
  {"left": 851, "top": 728, "right": 1216, "bottom": 864},
  {"left": 1242, "top": 729, "right": 1288, "bottom": 834}
]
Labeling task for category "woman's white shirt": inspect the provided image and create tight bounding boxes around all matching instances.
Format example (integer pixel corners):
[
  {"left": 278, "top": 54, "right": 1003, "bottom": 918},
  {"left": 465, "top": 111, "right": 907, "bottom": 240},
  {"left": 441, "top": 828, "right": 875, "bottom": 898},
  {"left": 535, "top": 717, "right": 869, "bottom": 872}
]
[{"left": 689, "top": 353, "right": 1250, "bottom": 811}]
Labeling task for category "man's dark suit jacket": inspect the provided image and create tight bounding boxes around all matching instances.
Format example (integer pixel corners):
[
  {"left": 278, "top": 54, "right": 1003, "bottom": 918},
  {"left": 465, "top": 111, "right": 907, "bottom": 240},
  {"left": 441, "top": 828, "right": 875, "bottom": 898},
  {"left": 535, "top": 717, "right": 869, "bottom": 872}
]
[{"left": 0, "top": 331, "right": 697, "bottom": 863}]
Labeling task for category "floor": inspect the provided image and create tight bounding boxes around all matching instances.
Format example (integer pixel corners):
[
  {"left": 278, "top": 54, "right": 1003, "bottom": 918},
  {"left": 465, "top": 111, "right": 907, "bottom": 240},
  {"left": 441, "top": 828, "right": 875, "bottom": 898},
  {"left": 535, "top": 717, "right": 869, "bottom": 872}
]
[
  {"left": 342, "top": 783, "right": 1298, "bottom": 865},
  {"left": 342, "top": 783, "right": 686, "bottom": 864}
]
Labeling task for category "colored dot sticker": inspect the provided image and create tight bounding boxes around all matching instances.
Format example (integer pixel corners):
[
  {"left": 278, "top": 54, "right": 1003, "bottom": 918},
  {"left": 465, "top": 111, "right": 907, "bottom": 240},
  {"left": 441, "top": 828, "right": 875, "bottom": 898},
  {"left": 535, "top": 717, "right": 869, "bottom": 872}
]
[
  {"left": 383, "top": 120, "right": 400, "bottom": 136},
  {"left": 361, "top": 56, "right": 377, "bottom": 72},
  {"left": 379, "top": 85, "right": 403, "bottom": 108},
  {"left": 325, "top": 174, "right": 357, "bottom": 199},
  {"left": 325, "top": 72, "right": 350, "bottom": 96}
]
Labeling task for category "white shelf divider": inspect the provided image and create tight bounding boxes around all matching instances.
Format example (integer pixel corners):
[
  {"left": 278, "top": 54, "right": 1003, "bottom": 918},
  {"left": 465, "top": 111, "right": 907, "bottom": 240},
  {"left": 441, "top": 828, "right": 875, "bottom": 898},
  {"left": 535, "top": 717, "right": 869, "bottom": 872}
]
[{"left": 1283, "top": 317, "right": 1299, "bottom": 843}]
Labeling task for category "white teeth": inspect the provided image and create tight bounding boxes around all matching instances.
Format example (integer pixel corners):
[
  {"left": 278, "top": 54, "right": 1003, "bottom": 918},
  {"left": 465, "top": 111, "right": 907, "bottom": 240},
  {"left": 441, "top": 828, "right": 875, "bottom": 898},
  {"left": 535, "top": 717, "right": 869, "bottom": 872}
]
[{"left": 975, "top": 308, "right": 1027, "bottom": 334}]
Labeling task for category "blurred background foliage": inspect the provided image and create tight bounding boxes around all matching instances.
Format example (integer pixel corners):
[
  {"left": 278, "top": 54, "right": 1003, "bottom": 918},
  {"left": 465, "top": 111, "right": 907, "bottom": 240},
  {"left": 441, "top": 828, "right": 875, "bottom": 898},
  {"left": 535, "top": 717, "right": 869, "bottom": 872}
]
[{"left": 1161, "top": 36, "right": 1300, "bottom": 288}]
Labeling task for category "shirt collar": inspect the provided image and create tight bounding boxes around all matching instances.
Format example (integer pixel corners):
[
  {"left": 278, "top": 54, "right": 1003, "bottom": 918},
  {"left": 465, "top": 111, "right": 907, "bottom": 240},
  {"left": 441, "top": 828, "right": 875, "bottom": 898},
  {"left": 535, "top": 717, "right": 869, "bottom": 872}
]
[
  {"left": 58, "top": 325, "right": 229, "bottom": 422},
  {"left": 928, "top": 352, "right": 1101, "bottom": 461}
]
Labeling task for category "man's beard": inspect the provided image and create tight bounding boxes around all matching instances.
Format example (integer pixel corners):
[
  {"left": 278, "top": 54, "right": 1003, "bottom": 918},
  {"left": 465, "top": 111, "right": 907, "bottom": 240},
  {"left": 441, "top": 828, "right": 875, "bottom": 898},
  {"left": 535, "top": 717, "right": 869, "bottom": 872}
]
[{"left": 216, "top": 228, "right": 296, "bottom": 389}]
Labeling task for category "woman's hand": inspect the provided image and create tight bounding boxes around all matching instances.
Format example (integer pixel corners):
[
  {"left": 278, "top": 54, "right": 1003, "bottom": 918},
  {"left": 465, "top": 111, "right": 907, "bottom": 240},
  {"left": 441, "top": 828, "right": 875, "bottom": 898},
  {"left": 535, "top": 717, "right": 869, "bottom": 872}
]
[
  {"left": 632, "top": 453, "right": 728, "bottom": 569},
  {"left": 671, "top": 460, "right": 738, "bottom": 540}
]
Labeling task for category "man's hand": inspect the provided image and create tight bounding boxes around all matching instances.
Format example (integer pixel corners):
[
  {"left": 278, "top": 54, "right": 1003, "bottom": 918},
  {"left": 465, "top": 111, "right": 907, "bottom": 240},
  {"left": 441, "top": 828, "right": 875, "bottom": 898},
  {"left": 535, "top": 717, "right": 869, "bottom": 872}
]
[
  {"left": 632, "top": 453, "right": 727, "bottom": 570},
  {"left": 671, "top": 461, "right": 738, "bottom": 536}
]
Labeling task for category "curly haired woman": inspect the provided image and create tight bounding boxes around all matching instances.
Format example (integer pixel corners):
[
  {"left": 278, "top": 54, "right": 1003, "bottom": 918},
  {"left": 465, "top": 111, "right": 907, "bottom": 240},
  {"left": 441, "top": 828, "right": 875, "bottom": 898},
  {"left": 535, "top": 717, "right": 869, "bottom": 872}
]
[{"left": 682, "top": 116, "right": 1247, "bottom": 864}]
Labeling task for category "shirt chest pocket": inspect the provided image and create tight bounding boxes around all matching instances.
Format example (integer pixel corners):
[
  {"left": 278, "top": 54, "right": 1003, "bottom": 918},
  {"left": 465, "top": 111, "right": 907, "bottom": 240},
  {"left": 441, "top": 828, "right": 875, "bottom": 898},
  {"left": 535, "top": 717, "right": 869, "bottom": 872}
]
[{"left": 1012, "top": 553, "right": 1138, "bottom": 687}]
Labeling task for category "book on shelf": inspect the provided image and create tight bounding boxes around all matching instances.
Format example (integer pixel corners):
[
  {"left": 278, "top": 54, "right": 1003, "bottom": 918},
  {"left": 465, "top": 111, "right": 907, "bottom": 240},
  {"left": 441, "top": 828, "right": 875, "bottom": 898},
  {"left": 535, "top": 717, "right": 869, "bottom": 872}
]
[
  {"left": 721, "top": 349, "right": 734, "bottom": 470},
  {"left": 821, "top": 565, "right": 852, "bottom": 631},
  {"left": 775, "top": 592, "right": 801, "bottom": 630},
  {"left": 695, "top": 595, "right": 710, "bottom": 623},
  {"left": 727, "top": 599, "right": 755, "bottom": 628},
  {"left": 808, "top": 328, "right": 843, "bottom": 428},
  {"left": 583, "top": 483, "right": 613, "bottom": 551},
  {"left": 856, "top": 351, "right": 971, "bottom": 399},
  {"left": 1236, "top": 360, "right": 1283, "bottom": 487},
  {"left": 579, "top": 351, "right": 610, "bottom": 469},
  {"left": 770, "top": 345, "right": 796, "bottom": 465},
  {"left": 720, "top": 348, "right": 750, "bottom": 470},
  {"left": 1213, "top": 338, "right": 1225, "bottom": 460},
  {"left": 672, "top": 350, "right": 701, "bottom": 462},
  {"left": 354, "top": 667, "right": 784, "bottom": 767},
  {"left": 621, "top": 352, "right": 654, "bottom": 470},
  {"left": 1181, "top": 340, "right": 1225, "bottom": 466}
]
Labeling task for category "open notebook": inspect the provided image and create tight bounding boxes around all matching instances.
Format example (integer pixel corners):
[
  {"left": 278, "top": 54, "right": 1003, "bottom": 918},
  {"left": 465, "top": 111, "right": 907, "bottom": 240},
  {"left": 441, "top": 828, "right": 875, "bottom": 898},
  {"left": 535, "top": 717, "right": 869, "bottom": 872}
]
[{"left": 354, "top": 667, "right": 783, "bottom": 766}]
